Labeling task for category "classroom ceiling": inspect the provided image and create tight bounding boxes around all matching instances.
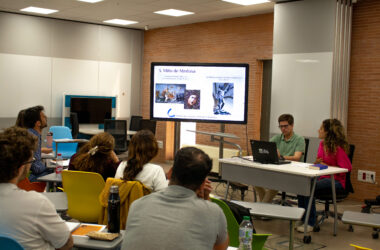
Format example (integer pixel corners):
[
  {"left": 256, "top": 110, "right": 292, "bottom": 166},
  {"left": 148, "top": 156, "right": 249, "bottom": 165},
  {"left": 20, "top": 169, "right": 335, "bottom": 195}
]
[{"left": 0, "top": 0, "right": 276, "bottom": 30}]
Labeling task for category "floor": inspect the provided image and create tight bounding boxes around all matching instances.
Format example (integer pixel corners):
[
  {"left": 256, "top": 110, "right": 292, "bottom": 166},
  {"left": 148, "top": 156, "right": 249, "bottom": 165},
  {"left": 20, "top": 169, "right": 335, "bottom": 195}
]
[{"left": 157, "top": 161, "right": 379, "bottom": 250}]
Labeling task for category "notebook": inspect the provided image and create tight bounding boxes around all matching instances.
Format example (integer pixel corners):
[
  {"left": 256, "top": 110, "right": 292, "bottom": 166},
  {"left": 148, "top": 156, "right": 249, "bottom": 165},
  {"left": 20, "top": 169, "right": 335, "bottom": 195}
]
[{"left": 250, "top": 140, "right": 291, "bottom": 165}]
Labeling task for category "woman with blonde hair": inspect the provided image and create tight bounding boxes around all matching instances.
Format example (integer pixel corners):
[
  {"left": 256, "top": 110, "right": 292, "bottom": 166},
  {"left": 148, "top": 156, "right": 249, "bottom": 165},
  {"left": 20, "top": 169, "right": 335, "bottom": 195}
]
[
  {"left": 115, "top": 130, "right": 167, "bottom": 192},
  {"left": 297, "top": 118, "right": 352, "bottom": 232},
  {"left": 69, "top": 132, "right": 120, "bottom": 181}
]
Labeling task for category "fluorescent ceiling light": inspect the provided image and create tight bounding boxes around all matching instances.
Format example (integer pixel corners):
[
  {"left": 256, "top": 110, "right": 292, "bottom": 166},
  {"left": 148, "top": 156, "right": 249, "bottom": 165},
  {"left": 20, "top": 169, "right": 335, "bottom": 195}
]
[
  {"left": 20, "top": 6, "right": 58, "bottom": 14},
  {"left": 103, "top": 19, "right": 138, "bottom": 25},
  {"left": 222, "top": 0, "right": 269, "bottom": 6},
  {"left": 77, "top": 0, "right": 104, "bottom": 3},
  {"left": 154, "top": 9, "right": 194, "bottom": 17}
]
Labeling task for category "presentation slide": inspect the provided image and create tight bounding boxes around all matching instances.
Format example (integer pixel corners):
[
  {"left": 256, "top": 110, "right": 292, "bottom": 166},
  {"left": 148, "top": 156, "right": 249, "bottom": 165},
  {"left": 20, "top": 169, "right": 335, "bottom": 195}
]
[{"left": 150, "top": 63, "right": 248, "bottom": 124}]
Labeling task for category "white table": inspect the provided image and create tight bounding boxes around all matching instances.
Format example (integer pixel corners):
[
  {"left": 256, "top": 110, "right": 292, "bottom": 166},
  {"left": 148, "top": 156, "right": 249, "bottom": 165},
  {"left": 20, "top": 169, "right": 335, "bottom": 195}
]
[
  {"left": 42, "top": 192, "right": 68, "bottom": 212},
  {"left": 37, "top": 172, "right": 63, "bottom": 191},
  {"left": 219, "top": 157, "right": 348, "bottom": 243},
  {"left": 79, "top": 128, "right": 136, "bottom": 136},
  {"left": 73, "top": 230, "right": 125, "bottom": 249}
]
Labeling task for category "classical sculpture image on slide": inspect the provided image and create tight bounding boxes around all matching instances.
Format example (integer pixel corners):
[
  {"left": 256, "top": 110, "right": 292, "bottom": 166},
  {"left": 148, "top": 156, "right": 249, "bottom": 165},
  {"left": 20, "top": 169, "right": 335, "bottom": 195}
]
[{"left": 213, "top": 82, "right": 234, "bottom": 115}]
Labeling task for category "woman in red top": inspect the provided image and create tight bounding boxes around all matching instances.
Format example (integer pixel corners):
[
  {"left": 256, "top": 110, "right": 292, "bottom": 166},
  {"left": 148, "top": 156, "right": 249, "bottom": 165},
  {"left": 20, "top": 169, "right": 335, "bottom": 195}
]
[
  {"left": 297, "top": 119, "right": 352, "bottom": 232},
  {"left": 69, "top": 132, "right": 120, "bottom": 181}
]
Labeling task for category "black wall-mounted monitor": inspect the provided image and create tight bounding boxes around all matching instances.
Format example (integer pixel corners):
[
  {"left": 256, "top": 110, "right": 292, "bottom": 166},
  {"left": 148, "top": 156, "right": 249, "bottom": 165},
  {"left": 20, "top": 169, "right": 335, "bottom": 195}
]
[
  {"left": 150, "top": 62, "right": 249, "bottom": 124},
  {"left": 70, "top": 97, "right": 112, "bottom": 124}
]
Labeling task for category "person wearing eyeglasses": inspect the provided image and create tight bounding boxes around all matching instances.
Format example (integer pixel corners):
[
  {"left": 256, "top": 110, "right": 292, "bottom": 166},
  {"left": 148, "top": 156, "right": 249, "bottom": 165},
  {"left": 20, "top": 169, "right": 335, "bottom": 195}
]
[
  {"left": 24, "top": 105, "right": 54, "bottom": 182},
  {"left": 255, "top": 114, "right": 305, "bottom": 203},
  {"left": 0, "top": 127, "right": 73, "bottom": 250}
]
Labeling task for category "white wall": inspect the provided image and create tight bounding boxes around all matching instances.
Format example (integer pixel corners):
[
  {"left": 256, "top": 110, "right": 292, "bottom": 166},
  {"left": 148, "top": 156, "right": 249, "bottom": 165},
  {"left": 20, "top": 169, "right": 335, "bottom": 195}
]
[{"left": 0, "top": 12, "right": 143, "bottom": 123}]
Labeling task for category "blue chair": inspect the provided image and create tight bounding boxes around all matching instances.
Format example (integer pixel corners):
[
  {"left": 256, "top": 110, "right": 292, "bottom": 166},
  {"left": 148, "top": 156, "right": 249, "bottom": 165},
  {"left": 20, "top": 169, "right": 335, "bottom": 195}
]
[
  {"left": 49, "top": 126, "right": 78, "bottom": 158},
  {"left": 0, "top": 235, "right": 24, "bottom": 250}
]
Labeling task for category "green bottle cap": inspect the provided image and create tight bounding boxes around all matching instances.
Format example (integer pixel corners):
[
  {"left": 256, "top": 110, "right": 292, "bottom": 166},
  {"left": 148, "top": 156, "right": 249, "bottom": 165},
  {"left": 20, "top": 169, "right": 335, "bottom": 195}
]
[{"left": 243, "top": 216, "right": 250, "bottom": 220}]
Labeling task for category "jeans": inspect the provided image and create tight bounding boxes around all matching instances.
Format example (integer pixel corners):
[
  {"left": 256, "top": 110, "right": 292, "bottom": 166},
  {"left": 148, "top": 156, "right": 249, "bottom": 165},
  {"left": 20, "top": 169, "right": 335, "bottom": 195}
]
[
  {"left": 29, "top": 168, "right": 53, "bottom": 182},
  {"left": 297, "top": 178, "right": 343, "bottom": 226}
]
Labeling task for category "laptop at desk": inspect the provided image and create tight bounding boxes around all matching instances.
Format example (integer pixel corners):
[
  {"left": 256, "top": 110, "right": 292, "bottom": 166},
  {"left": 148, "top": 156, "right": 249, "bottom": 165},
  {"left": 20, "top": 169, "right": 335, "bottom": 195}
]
[{"left": 250, "top": 140, "right": 291, "bottom": 165}]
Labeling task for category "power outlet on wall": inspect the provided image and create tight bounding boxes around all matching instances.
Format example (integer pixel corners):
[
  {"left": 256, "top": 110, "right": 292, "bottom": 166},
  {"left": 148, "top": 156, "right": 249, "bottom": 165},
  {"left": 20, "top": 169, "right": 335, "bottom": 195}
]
[{"left": 357, "top": 170, "right": 376, "bottom": 183}]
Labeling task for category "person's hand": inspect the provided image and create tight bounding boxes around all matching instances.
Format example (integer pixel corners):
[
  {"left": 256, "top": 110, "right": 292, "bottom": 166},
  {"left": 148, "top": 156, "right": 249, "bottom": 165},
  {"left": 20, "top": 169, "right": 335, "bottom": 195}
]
[
  {"left": 196, "top": 178, "right": 212, "bottom": 200},
  {"left": 166, "top": 167, "right": 173, "bottom": 180},
  {"left": 315, "top": 158, "right": 326, "bottom": 165},
  {"left": 41, "top": 147, "right": 53, "bottom": 154}
]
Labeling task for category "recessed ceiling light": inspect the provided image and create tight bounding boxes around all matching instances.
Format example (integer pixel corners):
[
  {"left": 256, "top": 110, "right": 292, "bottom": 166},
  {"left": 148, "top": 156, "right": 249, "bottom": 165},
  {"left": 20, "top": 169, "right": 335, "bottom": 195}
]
[
  {"left": 154, "top": 9, "right": 194, "bottom": 17},
  {"left": 103, "top": 19, "right": 138, "bottom": 25},
  {"left": 77, "top": 0, "right": 104, "bottom": 3},
  {"left": 222, "top": 0, "right": 270, "bottom": 6},
  {"left": 20, "top": 6, "right": 58, "bottom": 14}
]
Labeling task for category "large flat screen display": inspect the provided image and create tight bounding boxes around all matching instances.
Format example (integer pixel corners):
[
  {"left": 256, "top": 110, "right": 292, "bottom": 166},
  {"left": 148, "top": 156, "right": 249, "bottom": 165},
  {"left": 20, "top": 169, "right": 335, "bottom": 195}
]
[
  {"left": 150, "top": 62, "right": 249, "bottom": 124},
  {"left": 70, "top": 97, "right": 112, "bottom": 124}
]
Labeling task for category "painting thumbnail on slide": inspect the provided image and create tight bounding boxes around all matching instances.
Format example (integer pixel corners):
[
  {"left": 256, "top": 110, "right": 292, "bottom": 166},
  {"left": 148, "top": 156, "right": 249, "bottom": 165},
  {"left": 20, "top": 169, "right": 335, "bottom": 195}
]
[
  {"left": 184, "top": 89, "right": 200, "bottom": 110},
  {"left": 155, "top": 84, "right": 186, "bottom": 103},
  {"left": 213, "top": 82, "right": 234, "bottom": 115}
]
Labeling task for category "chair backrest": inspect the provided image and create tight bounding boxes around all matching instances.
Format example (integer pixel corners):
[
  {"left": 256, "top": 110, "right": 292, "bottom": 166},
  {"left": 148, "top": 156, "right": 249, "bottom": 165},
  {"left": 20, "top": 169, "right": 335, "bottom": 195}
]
[
  {"left": 70, "top": 112, "right": 79, "bottom": 139},
  {"left": 129, "top": 115, "right": 142, "bottom": 131},
  {"left": 0, "top": 235, "right": 24, "bottom": 250},
  {"left": 17, "top": 177, "right": 46, "bottom": 192},
  {"left": 104, "top": 119, "right": 127, "bottom": 153},
  {"left": 303, "top": 138, "right": 310, "bottom": 163},
  {"left": 49, "top": 126, "right": 78, "bottom": 158},
  {"left": 210, "top": 197, "right": 240, "bottom": 247},
  {"left": 140, "top": 119, "right": 157, "bottom": 134},
  {"left": 62, "top": 170, "right": 105, "bottom": 223},
  {"left": 345, "top": 144, "right": 355, "bottom": 194}
]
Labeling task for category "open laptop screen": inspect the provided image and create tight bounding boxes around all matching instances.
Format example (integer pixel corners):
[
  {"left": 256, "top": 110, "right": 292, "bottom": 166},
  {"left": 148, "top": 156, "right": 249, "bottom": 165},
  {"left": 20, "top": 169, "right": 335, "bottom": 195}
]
[{"left": 250, "top": 140, "right": 290, "bottom": 164}]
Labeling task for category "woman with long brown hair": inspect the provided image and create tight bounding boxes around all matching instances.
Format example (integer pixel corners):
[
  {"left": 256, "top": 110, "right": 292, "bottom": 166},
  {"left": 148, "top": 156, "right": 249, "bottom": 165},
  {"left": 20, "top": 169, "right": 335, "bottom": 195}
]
[
  {"left": 115, "top": 130, "right": 167, "bottom": 192},
  {"left": 69, "top": 132, "right": 120, "bottom": 181},
  {"left": 297, "top": 119, "right": 352, "bottom": 232}
]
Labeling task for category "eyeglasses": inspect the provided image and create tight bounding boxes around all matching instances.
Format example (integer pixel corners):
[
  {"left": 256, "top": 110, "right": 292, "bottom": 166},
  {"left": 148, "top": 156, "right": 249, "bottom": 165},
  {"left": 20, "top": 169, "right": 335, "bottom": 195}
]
[
  {"left": 278, "top": 125, "right": 289, "bottom": 129},
  {"left": 24, "top": 157, "right": 36, "bottom": 165}
]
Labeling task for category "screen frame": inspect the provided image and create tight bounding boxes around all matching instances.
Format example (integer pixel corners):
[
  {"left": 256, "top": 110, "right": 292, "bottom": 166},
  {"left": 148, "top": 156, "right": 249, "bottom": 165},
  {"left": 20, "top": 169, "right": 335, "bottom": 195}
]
[{"left": 150, "top": 62, "right": 249, "bottom": 124}]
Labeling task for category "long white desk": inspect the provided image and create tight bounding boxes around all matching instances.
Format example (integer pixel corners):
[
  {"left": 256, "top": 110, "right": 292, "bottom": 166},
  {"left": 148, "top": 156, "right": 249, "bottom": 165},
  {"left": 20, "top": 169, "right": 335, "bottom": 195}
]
[
  {"left": 79, "top": 128, "right": 136, "bottom": 136},
  {"left": 219, "top": 157, "right": 348, "bottom": 243}
]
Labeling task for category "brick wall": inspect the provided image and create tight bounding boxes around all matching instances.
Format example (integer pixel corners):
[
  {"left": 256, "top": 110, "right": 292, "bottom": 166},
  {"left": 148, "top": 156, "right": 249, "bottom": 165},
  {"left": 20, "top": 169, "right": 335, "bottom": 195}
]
[
  {"left": 347, "top": 0, "right": 380, "bottom": 200},
  {"left": 142, "top": 13, "right": 274, "bottom": 162}
]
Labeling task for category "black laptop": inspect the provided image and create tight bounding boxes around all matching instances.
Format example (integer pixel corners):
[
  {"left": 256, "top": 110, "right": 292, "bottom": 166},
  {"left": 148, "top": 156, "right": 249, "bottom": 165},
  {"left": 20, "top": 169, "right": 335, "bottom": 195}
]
[{"left": 250, "top": 140, "right": 291, "bottom": 165}]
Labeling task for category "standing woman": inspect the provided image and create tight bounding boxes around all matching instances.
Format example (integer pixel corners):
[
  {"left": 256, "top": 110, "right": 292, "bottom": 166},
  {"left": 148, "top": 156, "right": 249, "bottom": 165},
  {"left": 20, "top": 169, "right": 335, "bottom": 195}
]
[
  {"left": 115, "top": 130, "right": 167, "bottom": 192},
  {"left": 69, "top": 132, "right": 120, "bottom": 181},
  {"left": 297, "top": 119, "right": 352, "bottom": 232}
]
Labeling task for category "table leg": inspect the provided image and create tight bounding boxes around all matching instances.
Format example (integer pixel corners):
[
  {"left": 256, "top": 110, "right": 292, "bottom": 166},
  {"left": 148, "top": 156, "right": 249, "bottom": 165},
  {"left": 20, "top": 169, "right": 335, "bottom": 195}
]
[
  {"left": 331, "top": 175, "right": 337, "bottom": 236},
  {"left": 224, "top": 181, "right": 230, "bottom": 200},
  {"left": 304, "top": 177, "right": 317, "bottom": 240},
  {"left": 289, "top": 220, "right": 294, "bottom": 250}
]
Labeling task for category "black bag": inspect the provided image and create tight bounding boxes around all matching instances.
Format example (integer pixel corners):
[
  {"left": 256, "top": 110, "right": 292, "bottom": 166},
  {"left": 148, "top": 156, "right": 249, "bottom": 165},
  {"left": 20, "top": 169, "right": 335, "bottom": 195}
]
[{"left": 222, "top": 199, "right": 256, "bottom": 233}]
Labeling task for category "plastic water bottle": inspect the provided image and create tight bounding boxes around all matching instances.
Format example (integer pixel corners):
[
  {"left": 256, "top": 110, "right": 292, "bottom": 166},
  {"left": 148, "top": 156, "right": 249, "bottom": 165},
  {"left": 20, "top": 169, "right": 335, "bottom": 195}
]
[
  {"left": 108, "top": 185, "right": 120, "bottom": 233},
  {"left": 46, "top": 132, "right": 53, "bottom": 148},
  {"left": 55, "top": 153, "right": 63, "bottom": 178},
  {"left": 239, "top": 216, "right": 253, "bottom": 250}
]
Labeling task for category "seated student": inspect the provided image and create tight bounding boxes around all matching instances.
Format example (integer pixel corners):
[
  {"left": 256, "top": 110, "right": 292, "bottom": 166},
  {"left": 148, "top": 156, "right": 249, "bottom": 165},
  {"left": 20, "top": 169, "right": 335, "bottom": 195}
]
[
  {"left": 24, "top": 105, "right": 54, "bottom": 182},
  {"left": 255, "top": 114, "right": 305, "bottom": 203},
  {"left": 0, "top": 127, "right": 73, "bottom": 249},
  {"left": 16, "top": 108, "right": 53, "bottom": 154},
  {"left": 115, "top": 130, "right": 167, "bottom": 192},
  {"left": 297, "top": 119, "right": 352, "bottom": 232},
  {"left": 69, "top": 132, "right": 120, "bottom": 181},
  {"left": 122, "top": 147, "right": 229, "bottom": 250}
]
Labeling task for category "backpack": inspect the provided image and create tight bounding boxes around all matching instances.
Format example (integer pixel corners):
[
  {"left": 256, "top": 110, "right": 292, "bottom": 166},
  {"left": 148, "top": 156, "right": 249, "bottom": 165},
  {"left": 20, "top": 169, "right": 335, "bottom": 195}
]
[{"left": 222, "top": 199, "right": 256, "bottom": 233}]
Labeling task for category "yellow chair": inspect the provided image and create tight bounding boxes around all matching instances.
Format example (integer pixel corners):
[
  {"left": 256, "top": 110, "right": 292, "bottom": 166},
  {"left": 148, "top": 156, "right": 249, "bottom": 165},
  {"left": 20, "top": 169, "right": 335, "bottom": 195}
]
[
  {"left": 62, "top": 170, "right": 105, "bottom": 223},
  {"left": 350, "top": 244, "right": 373, "bottom": 250}
]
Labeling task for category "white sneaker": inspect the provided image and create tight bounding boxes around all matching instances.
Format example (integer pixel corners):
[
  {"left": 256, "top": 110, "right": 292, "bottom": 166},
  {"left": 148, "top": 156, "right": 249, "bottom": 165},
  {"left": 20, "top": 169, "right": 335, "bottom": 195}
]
[{"left": 296, "top": 224, "right": 313, "bottom": 233}]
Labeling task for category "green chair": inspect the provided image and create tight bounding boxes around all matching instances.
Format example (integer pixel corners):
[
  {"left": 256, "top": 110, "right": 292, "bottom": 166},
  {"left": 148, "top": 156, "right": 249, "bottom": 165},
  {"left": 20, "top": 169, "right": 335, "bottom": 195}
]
[{"left": 210, "top": 197, "right": 271, "bottom": 250}]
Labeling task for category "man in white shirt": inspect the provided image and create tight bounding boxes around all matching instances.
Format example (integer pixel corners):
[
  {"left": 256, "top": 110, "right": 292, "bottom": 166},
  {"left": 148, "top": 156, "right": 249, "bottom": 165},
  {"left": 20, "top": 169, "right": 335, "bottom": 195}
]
[{"left": 0, "top": 126, "right": 73, "bottom": 250}]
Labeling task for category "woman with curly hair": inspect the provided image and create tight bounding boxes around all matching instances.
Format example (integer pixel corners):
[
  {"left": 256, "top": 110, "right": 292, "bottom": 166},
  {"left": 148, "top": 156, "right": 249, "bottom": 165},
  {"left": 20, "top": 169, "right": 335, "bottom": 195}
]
[
  {"left": 68, "top": 132, "right": 120, "bottom": 181},
  {"left": 297, "top": 119, "right": 352, "bottom": 232},
  {"left": 114, "top": 130, "right": 167, "bottom": 192}
]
